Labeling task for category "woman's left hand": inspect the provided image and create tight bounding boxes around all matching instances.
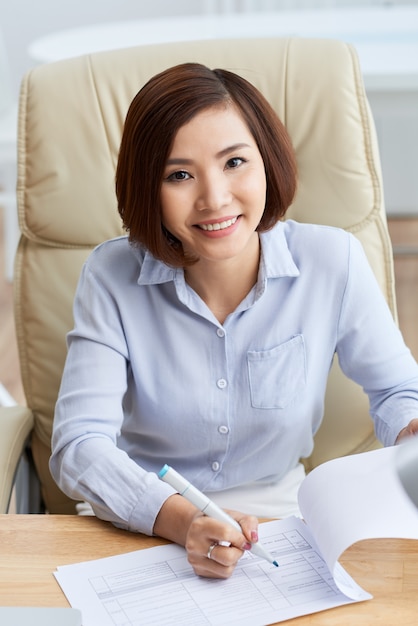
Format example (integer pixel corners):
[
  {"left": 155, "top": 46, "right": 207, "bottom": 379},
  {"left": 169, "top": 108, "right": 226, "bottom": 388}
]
[{"left": 395, "top": 418, "right": 418, "bottom": 444}]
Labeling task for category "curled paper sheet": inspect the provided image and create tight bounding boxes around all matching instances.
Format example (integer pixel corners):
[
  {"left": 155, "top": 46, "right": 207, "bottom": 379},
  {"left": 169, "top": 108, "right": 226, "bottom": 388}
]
[{"left": 298, "top": 445, "right": 418, "bottom": 599}]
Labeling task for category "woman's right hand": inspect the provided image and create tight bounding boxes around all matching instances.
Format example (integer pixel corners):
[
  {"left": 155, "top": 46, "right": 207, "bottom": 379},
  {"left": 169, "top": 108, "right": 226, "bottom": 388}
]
[{"left": 153, "top": 494, "right": 257, "bottom": 579}]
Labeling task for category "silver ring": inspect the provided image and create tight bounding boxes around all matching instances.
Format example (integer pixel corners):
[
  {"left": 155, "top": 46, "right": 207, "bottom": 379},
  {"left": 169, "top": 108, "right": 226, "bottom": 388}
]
[{"left": 207, "top": 542, "right": 218, "bottom": 560}]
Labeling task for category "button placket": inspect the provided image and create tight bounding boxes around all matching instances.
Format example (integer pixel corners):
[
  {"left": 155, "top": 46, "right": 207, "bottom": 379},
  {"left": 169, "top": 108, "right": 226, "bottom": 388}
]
[{"left": 211, "top": 324, "right": 229, "bottom": 477}]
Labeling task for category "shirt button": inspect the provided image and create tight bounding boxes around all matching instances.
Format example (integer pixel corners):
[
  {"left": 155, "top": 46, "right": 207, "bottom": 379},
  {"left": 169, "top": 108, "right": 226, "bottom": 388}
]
[
  {"left": 218, "top": 425, "right": 229, "bottom": 434},
  {"left": 216, "top": 328, "right": 225, "bottom": 338},
  {"left": 217, "top": 378, "right": 227, "bottom": 389},
  {"left": 211, "top": 461, "right": 220, "bottom": 472}
]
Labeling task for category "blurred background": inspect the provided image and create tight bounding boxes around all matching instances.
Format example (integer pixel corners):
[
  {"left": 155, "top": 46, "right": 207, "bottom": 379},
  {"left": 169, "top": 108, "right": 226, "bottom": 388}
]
[{"left": 1, "top": 1, "right": 417, "bottom": 91}]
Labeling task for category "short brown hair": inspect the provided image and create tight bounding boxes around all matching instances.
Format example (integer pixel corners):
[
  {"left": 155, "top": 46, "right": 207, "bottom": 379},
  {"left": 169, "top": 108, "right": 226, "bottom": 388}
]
[{"left": 116, "top": 62, "right": 297, "bottom": 267}]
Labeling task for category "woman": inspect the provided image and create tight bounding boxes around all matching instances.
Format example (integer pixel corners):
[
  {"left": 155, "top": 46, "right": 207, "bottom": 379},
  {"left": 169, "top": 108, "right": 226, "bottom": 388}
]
[{"left": 50, "top": 62, "right": 418, "bottom": 579}]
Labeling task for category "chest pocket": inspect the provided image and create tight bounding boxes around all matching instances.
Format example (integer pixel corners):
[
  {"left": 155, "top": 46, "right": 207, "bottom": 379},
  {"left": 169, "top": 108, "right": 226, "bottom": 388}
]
[{"left": 247, "top": 335, "right": 306, "bottom": 409}]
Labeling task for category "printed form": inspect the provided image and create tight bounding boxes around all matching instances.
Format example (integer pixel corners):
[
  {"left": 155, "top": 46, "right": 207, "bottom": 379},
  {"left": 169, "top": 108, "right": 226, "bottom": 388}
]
[
  {"left": 54, "top": 446, "right": 418, "bottom": 625},
  {"left": 54, "top": 516, "right": 368, "bottom": 626}
]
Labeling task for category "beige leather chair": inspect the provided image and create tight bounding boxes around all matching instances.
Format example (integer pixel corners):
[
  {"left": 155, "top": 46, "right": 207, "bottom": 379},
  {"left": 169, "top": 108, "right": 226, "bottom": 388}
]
[{"left": 0, "top": 37, "right": 395, "bottom": 514}]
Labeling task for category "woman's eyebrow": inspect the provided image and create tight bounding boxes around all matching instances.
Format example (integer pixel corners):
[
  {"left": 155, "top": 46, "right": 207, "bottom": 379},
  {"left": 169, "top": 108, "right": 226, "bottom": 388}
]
[
  {"left": 166, "top": 143, "right": 251, "bottom": 166},
  {"left": 165, "top": 157, "right": 193, "bottom": 166},
  {"left": 216, "top": 142, "right": 251, "bottom": 158}
]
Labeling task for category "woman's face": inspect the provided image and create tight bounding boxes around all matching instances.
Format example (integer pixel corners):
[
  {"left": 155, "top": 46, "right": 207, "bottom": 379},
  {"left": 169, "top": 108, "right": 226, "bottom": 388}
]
[{"left": 160, "top": 104, "right": 267, "bottom": 266}]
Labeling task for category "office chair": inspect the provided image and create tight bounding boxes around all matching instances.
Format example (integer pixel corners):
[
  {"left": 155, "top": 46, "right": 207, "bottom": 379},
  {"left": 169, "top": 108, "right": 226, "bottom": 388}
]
[{"left": 0, "top": 37, "right": 395, "bottom": 514}]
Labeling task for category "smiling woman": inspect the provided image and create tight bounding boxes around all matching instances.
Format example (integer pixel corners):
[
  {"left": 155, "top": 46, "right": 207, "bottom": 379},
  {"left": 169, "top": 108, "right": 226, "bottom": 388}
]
[
  {"left": 158, "top": 104, "right": 268, "bottom": 317},
  {"left": 115, "top": 62, "right": 296, "bottom": 326},
  {"left": 49, "top": 60, "right": 418, "bottom": 583},
  {"left": 116, "top": 63, "right": 296, "bottom": 268},
  {"left": 160, "top": 106, "right": 266, "bottom": 270}
]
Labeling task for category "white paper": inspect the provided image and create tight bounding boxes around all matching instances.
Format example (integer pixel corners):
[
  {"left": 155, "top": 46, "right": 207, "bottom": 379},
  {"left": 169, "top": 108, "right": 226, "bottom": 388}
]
[
  {"left": 54, "top": 517, "right": 368, "bottom": 626},
  {"left": 298, "top": 445, "right": 418, "bottom": 598},
  {"left": 54, "top": 445, "right": 418, "bottom": 625}
]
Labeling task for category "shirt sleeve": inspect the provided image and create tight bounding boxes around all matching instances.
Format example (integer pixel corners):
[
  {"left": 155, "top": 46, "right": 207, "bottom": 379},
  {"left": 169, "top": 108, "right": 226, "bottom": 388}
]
[
  {"left": 49, "top": 261, "right": 175, "bottom": 535},
  {"left": 336, "top": 235, "right": 418, "bottom": 446}
]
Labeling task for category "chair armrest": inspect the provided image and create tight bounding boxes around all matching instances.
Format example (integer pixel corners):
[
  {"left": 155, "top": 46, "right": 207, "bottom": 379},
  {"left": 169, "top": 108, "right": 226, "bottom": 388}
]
[{"left": 0, "top": 406, "right": 34, "bottom": 513}]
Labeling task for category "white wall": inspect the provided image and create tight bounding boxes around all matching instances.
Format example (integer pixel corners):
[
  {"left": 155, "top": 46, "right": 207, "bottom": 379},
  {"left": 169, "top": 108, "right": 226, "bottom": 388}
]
[
  {"left": 1, "top": 0, "right": 211, "bottom": 97},
  {"left": 2, "top": 0, "right": 417, "bottom": 96}
]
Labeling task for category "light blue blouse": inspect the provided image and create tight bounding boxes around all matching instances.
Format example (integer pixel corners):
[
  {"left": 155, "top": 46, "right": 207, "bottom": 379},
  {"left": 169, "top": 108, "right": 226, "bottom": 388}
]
[{"left": 50, "top": 220, "right": 418, "bottom": 534}]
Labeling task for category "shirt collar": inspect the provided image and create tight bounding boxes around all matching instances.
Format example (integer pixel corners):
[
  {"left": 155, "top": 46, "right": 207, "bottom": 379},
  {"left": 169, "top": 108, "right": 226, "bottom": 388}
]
[
  {"left": 136, "top": 221, "right": 300, "bottom": 286},
  {"left": 258, "top": 221, "right": 300, "bottom": 280},
  {"left": 137, "top": 246, "right": 178, "bottom": 285}
]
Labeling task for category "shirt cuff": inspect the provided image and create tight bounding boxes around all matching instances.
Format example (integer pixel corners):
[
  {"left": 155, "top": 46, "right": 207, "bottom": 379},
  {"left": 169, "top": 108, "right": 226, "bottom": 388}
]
[{"left": 128, "top": 476, "right": 176, "bottom": 536}]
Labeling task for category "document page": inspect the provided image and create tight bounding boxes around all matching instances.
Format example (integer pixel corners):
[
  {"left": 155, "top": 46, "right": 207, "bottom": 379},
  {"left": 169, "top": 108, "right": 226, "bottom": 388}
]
[
  {"left": 54, "top": 517, "right": 368, "bottom": 626},
  {"left": 54, "top": 445, "right": 418, "bottom": 625},
  {"left": 298, "top": 445, "right": 418, "bottom": 598}
]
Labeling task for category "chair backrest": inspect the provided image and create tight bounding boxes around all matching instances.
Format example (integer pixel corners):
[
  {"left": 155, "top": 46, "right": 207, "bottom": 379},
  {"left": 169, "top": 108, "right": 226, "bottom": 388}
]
[{"left": 16, "top": 37, "right": 395, "bottom": 513}]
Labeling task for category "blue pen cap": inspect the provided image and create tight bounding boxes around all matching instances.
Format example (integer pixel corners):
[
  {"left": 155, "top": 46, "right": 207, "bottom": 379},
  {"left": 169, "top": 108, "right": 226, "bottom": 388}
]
[{"left": 158, "top": 464, "right": 170, "bottom": 479}]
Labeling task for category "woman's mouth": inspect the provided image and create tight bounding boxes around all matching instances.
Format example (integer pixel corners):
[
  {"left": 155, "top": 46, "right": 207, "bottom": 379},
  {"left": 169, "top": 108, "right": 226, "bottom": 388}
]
[{"left": 198, "top": 216, "right": 238, "bottom": 231}]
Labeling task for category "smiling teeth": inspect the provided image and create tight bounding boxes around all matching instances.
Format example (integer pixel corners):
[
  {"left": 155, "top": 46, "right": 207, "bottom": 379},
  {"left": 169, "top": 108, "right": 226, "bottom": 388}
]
[{"left": 199, "top": 217, "right": 237, "bottom": 231}]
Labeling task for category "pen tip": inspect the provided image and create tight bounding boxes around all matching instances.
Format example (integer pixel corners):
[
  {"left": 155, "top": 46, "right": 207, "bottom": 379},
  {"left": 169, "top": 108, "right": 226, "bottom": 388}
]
[{"left": 273, "top": 561, "right": 279, "bottom": 567}]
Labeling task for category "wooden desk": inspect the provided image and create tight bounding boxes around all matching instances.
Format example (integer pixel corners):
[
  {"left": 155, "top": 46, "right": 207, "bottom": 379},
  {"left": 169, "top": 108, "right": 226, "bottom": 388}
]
[{"left": 0, "top": 515, "right": 417, "bottom": 624}]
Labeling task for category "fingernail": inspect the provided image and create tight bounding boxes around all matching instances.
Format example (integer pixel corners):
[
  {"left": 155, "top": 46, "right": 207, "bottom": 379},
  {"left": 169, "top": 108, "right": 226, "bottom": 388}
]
[
  {"left": 251, "top": 530, "right": 259, "bottom": 542},
  {"left": 243, "top": 542, "right": 252, "bottom": 551}
]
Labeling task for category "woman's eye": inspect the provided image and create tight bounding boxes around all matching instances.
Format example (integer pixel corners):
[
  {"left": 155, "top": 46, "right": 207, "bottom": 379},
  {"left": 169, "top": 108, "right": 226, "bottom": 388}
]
[
  {"left": 166, "top": 170, "right": 190, "bottom": 182},
  {"left": 226, "top": 157, "right": 245, "bottom": 169}
]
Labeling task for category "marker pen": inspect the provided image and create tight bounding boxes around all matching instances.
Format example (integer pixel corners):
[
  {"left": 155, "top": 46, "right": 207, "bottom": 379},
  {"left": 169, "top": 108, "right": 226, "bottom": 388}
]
[{"left": 158, "top": 464, "right": 279, "bottom": 567}]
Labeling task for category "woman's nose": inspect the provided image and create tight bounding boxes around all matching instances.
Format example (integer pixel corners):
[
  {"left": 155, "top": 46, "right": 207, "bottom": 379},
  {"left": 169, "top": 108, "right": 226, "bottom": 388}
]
[{"left": 195, "top": 174, "right": 231, "bottom": 212}]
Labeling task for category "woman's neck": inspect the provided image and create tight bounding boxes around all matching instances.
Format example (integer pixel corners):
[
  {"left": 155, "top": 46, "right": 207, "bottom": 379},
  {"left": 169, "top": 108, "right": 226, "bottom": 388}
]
[{"left": 184, "top": 234, "right": 260, "bottom": 324}]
